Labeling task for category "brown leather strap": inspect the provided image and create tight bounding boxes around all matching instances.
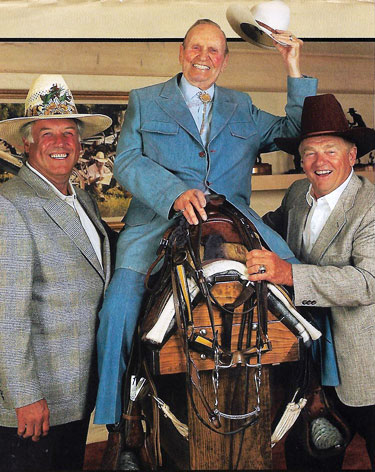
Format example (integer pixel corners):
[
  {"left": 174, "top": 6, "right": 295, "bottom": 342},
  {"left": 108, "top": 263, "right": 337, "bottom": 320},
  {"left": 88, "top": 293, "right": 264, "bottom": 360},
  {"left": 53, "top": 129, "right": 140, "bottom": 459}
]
[
  {"left": 122, "top": 413, "right": 142, "bottom": 420},
  {"left": 171, "top": 269, "right": 221, "bottom": 427},
  {"left": 144, "top": 225, "right": 175, "bottom": 291},
  {"left": 142, "top": 359, "right": 163, "bottom": 468},
  {"left": 101, "top": 431, "right": 124, "bottom": 471}
]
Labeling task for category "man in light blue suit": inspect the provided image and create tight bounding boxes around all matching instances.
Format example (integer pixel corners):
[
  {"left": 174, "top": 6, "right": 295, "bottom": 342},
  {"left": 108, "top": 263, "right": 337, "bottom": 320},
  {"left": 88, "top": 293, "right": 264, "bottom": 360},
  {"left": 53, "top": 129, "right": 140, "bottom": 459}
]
[{"left": 95, "top": 19, "right": 318, "bottom": 425}]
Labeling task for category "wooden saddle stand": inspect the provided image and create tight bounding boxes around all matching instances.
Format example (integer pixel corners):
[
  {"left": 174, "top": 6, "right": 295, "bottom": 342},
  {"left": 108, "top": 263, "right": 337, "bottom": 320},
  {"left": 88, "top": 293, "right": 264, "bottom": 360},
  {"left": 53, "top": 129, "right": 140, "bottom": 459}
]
[{"left": 102, "top": 195, "right": 351, "bottom": 471}]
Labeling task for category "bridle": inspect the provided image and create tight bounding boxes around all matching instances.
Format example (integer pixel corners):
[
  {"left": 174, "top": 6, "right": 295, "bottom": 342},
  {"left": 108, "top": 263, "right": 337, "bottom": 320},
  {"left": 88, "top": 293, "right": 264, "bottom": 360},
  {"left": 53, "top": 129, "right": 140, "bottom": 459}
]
[{"left": 145, "top": 195, "right": 272, "bottom": 435}]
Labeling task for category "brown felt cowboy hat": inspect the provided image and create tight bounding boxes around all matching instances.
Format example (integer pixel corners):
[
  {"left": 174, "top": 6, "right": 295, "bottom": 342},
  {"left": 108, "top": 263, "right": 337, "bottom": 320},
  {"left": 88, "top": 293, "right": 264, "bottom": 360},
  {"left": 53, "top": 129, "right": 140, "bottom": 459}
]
[
  {"left": 0, "top": 75, "right": 112, "bottom": 150},
  {"left": 275, "top": 94, "right": 375, "bottom": 158}
]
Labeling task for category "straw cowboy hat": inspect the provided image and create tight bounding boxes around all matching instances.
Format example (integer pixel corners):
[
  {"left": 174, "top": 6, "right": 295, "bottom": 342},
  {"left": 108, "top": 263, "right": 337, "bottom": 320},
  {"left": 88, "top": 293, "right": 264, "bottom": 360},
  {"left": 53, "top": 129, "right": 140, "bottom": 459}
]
[
  {"left": 94, "top": 151, "right": 108, "bottom": 163},
  {"left": 0, "top": 74, "right": 112, "bottom": 150},
  {"left": 275, "top": 94, "right": 375, "bottom": 157},
  {"left": 227, "top": 1, "right": 290, "bottom": 49}
]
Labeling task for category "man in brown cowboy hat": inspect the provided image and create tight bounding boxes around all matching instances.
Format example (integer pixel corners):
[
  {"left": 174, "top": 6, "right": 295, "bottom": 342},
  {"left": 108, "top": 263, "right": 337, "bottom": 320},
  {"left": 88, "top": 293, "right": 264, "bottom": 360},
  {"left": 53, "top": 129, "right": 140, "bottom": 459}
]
[
  {"left": 246, "top": 93, "right": 375, "bottom": 469},
  {"left": 0, "top": 74, "right": 112, "bottom": 471}
]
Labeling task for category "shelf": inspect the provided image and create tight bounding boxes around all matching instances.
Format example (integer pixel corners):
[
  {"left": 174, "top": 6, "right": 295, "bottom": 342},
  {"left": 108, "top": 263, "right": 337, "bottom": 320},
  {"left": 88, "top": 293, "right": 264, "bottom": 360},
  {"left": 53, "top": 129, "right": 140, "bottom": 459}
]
[
  {"left": 103, "top": 216, "right": 124, "bottom": 231},
  {"left": 252, "top": 170, "right": 375, "bottom": 191},
  {"left": 104, "top": 171, "right": 375, "bottom": 230}
]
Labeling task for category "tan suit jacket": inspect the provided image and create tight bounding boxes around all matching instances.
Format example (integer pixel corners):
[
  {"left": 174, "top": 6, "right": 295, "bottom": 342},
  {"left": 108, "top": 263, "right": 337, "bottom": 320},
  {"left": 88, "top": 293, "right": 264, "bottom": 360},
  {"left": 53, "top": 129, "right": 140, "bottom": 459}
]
[
  {"left": 0, "top": 165, "right": 111, "bottom": 427},
  {"left": 264, "top": 174, "right": 375, "bottom": 406}
]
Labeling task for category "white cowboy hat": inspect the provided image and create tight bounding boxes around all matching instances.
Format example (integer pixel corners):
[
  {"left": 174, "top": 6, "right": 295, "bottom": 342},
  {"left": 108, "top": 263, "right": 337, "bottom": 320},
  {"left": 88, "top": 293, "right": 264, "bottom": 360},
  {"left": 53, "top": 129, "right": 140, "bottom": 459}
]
[
  {"left": 226, "top": 1, "right": 290, "bottom": 50},
  {"left": 0, "top": 74, "right": 112, "bottom": 150}
]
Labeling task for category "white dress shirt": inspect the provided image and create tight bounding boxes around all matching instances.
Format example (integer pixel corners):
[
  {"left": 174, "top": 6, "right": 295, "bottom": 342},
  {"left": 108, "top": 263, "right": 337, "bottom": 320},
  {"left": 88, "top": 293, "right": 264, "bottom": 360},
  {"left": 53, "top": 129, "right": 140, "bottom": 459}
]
[
  {"left": 26, "top": 162, "right": 103, "bottom": 267},
  {"left": 303, "top": 170, "right": 353, "bottom": 253}
]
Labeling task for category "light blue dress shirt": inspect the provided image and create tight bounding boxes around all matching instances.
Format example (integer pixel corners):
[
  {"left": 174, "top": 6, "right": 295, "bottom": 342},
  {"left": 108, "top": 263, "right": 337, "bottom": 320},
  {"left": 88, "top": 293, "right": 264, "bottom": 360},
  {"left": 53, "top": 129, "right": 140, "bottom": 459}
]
[{"left": 179, "top": 75, "right": 214, "bottom": 148}]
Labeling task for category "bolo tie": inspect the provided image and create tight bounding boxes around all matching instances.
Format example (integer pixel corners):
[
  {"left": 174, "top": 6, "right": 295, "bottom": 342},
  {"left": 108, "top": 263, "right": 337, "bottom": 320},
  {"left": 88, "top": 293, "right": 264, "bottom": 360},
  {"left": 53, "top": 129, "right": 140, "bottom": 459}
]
[{"left": 198, "top": 91, "right": 211, "bottom": 135}]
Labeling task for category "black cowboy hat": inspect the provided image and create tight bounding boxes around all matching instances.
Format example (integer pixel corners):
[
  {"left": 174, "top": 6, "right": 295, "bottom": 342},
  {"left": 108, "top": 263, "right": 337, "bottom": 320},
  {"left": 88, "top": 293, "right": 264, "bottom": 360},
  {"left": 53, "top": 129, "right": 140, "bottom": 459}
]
[{"left": 275, "top": 94, "right": 375, "bottom": 158}]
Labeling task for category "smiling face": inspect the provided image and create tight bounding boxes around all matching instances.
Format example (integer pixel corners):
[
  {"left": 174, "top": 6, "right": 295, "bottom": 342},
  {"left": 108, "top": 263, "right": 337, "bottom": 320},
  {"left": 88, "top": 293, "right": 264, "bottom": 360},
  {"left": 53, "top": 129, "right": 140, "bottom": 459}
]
[
  {"left": 299, "top": 135, "right": 357, "bottom": 199},
  {"left": 179, "top": 23, "right": 229, "bottom": 90},
  {"left": 23, "top": 118, "right": 81, "bottom": 194}
]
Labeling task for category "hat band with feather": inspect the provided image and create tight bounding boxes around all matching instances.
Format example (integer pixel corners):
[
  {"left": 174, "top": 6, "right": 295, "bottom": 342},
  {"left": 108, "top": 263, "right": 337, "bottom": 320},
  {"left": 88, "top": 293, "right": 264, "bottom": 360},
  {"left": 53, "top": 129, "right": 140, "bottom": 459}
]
[
  {"left": 26, "top": 83, "right": 78, "bottom": 117},
  {"left": 0, "top": 74, "right": 112, "bottom": 150}
]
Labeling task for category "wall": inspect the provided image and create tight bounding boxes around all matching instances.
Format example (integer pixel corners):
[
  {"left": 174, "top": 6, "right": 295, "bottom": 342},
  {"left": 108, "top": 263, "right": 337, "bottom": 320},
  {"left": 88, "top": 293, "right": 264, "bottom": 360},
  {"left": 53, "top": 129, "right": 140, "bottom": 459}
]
[
  {"left": 0, "top": 40, "right": 374, "bottom": 217},
  {"left": 0, "top": 1, "right": 374, "bottom": 39}
]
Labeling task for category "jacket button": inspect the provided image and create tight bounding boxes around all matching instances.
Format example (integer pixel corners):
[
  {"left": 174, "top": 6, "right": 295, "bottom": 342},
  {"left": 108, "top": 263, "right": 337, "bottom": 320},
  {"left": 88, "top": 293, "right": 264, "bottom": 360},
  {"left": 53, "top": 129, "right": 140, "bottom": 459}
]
[
  {"left": 302, "top": 300, "right": 308, "bottom": 305},
  {"left": 199, "top": 151, "right": 205, "bottom": 157},
  {"left": 207, "top": 181, "right": 211, "bottom": 186},
  {"left": 311, "top": 300, "right": 317, "bottom": 305}
]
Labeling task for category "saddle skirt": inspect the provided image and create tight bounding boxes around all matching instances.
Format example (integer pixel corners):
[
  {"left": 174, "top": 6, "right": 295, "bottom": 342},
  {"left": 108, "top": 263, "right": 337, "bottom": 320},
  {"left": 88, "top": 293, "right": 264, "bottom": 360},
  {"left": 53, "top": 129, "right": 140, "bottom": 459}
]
[{"left": 143, "top": 259, "right": 248, "bottom": 346}]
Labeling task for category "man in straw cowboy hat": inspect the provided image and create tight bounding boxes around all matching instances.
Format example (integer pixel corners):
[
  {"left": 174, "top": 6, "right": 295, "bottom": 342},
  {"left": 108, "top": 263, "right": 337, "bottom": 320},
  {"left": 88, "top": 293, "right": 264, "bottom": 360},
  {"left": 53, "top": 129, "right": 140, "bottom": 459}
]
[
  {"left": 0, "top": 74, "right": 113, "bottom": 471},
  {"left": 94, "top": 14, "right": 318, "bottom": 426},
  {"left": 246, "top": 94, "right": 375, "bottom": 469},
  {"left": 87, "top": 151, "right": 112, "bottom": 196}
]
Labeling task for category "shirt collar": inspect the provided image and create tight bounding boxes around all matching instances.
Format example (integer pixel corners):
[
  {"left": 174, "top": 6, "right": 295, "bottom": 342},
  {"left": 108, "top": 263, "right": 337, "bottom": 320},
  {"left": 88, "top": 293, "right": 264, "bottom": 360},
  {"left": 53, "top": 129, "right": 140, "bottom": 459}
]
[
  {"left": 26, "top": 161, "right": 76, "bottom": 201},
  {"left": 306, "top": 169, "right": 353, "bottom": 209},
  {"left": 179, "top": 74, "right": 215, "bottom": 103}
]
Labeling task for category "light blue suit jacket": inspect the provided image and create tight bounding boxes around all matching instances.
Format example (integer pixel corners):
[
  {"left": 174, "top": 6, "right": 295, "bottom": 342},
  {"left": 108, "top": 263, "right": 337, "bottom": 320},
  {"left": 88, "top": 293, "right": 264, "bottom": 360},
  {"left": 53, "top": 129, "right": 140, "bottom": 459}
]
[{"left": 114, "top": 73, "right": 318, "bottom": 274}]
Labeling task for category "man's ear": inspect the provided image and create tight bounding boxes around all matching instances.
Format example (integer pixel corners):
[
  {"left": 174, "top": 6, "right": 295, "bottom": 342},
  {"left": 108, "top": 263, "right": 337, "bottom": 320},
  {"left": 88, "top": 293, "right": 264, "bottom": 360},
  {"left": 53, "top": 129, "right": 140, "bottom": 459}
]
[
  {"left": 179, "top": 44, "right": 184, "bottom": 65},
  {"left": 23, "top": 137, "right": 30, "bottom": 154},
  {"left": 300, "top": 154, "right": 305, "bottom": 172},
  {"left": 222, "top": 53, "right": 229, "bottom": 72},
  {"left": 349, "top": 145, "right": 357, "bottom": 166}
]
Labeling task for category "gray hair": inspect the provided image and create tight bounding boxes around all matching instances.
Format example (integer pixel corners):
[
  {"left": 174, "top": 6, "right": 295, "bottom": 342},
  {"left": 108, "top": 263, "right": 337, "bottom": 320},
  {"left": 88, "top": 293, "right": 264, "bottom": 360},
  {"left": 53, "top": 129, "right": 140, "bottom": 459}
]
[
  {"left": 182, "top": 19, "right": 229, "bottom": 55},
  {"left": 21, "top": 119, "right": 84, "bottom": 144}
]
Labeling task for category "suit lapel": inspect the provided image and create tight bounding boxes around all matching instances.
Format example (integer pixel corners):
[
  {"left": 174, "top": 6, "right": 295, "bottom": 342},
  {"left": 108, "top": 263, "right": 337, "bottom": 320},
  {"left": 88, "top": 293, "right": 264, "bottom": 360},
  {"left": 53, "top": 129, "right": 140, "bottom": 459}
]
[
  {"left": 43, "top": 197, "right": 105, "bottom": 280},
  {"left": 288, "top": 202, "right": 310, "bottom": 259},
  {"left": 76, "top": 190, "right": 111, "bottom": 284},
  {"left": 308, "top": 174, "right": 359, "bottom": 264},
  {"left": 209, "top": 86, "right": 237, "bottom": 144},
  {"left": 20, "top": 166, "right": 106, "bottom": 281},
  {"left": 156, "top": 75, "right": 202, "bottom": 145},
  {"left": 308, "top": 203, "right": 346, "bottom": 263},
  {"left": 285, "top": 182, "right": 310, "bottom": 259}
]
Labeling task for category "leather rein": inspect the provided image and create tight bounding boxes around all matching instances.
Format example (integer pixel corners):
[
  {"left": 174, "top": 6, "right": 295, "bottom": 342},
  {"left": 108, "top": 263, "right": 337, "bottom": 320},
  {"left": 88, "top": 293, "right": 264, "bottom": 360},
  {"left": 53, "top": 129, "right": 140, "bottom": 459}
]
[{"left": 145, "top": 196, "right": 272, "bottom": 435}]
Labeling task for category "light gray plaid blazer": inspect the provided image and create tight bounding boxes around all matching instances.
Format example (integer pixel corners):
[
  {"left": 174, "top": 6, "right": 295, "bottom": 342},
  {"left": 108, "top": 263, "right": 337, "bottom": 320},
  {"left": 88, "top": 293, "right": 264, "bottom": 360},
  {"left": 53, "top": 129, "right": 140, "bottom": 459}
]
[
  {"left": 264, "top": 173, "right": 375, "bottom": 406},
  {"left": 0, "top": 165, "right": 111, "bottom": 427}
]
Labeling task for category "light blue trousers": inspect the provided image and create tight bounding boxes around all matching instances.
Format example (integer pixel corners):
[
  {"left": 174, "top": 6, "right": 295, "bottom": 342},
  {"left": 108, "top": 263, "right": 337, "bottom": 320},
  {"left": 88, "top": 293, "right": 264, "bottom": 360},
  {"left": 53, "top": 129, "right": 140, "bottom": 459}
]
[{"left": 94, "top": 268, "right": 146, "bottom": 424}]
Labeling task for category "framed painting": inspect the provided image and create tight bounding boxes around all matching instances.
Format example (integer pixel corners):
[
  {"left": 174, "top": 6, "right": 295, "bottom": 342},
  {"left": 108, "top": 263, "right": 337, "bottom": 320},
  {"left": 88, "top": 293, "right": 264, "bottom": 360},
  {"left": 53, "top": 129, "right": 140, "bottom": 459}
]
[{"left": 0, "top": 101, "right": 131, "bottom": 227}]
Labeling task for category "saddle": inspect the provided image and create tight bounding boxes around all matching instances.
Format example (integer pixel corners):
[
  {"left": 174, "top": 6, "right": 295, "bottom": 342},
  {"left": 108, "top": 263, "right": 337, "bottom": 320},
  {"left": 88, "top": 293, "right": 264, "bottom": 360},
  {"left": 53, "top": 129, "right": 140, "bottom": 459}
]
[
  {"left": 102, "top": 195, "right": 321, "bottom": 470},
  {"left": 142, "top": 194, "right": 317, "bottom": 362}
]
